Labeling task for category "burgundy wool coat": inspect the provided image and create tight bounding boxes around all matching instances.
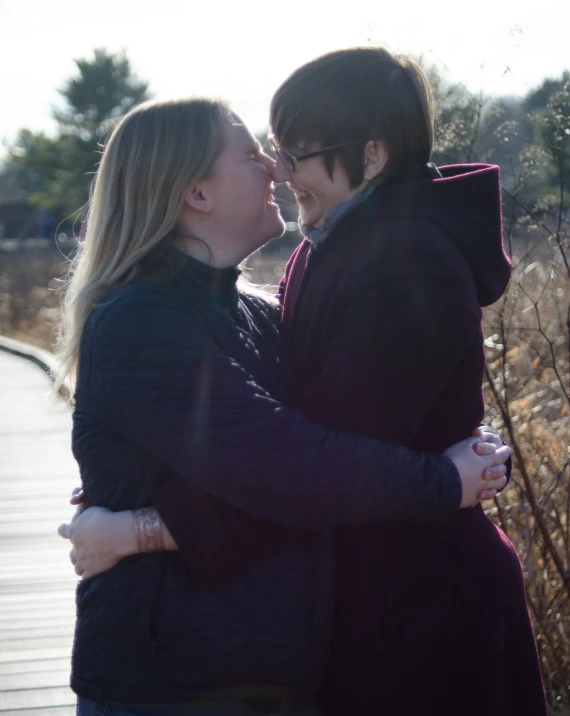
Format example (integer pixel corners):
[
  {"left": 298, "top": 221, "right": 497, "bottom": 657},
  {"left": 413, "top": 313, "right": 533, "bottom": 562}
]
[{"left": 278, "top": 164, "right": 546, "bottom": 716}]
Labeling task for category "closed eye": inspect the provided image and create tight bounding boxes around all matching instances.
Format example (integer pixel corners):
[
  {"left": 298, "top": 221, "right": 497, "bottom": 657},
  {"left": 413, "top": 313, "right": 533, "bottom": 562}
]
[{"left": 249, "top": 144, "right": 264, "bottom": 161}]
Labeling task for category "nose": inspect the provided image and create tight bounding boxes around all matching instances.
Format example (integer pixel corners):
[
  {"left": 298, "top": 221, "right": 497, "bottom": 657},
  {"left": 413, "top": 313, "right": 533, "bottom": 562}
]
[
  {"left": 261, "top": 151, "right": 276, "bottom": 173},
  {"left": 271, "top": 158, "right": 292, "bottom": 184}
]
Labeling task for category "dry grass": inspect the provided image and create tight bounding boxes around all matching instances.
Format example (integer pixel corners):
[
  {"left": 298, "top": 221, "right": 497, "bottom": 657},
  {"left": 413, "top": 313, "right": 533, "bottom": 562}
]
[
  {"left": 0, "top": 240, "right": 68, "bottom": 350},
  {"left": 483, "top": 234, "right": 569, "bottom": 712}
]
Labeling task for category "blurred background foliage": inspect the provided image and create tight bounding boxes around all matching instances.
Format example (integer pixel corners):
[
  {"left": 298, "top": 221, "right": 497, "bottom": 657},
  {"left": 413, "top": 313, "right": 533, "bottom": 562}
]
[{"left": 2, "top": 49, "right": 149, "bottom": 221}]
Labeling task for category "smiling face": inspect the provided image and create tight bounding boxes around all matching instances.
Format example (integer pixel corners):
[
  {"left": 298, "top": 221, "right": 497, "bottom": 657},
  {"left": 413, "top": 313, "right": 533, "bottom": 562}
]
[
  {"left": 182, "top": 116, "right": 285, "bottom": 266},
  {"left": 210, "top": 117, "right": 285, "bottom": 258},
  {"left": 269, "top": 48, "right": 435, "bottom": 230},
  {"left": 272, "top": 143, "right": 364, "bottom": 228}
]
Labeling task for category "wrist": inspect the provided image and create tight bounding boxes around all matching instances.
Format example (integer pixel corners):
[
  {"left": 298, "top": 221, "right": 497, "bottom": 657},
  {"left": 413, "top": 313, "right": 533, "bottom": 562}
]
[
  {"left": 112, "top": 510, "right": 139, "bottom": 559},
  {"left": 133, "top": 507, "right": 166, "bottom": 553}
]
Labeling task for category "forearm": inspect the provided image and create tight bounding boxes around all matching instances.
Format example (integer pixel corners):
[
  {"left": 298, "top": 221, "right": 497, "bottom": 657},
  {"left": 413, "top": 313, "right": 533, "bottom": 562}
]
[
  {"left": 105, "top": 388, "right": 461, "bottom": 531},
  {"left": 130, "top": 508, "right": 178, "bottom": 555},
  {"left": 151, "top": 471, "right": 296, "bottom": 586},
  {"left": 59, "top": 505, "right": 178, "bottom": 579},
  {"left": 100, "top": 508, "right": 178, "bottom": 562},
  {"left": 92, "top": 293, "right": 462, "bottom": 531}
]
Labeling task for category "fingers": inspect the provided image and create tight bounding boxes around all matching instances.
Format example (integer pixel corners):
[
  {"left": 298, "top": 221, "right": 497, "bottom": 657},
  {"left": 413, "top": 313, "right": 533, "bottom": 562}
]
[
  {"left": 70, "top": 487, "right": 84, "bottom": 506},
  {"left": 483, "top": 464, "right": 506, "bottom": 480},
  {"left": 58, "top": 522, "right": 73, "bottom": 539},
  {"left": 484, "top": 434, "right": 503, "bottom": 449},
  {"left": 477, "top": 489, "right": 498, "bottom": 501},
  {"left": 69, "top": 547, "right": 85, "bottom": 577},
  {"left": 473, "top": 431, "right": 502, "bottom": 449},
  {"left": 482, "top": 475, "right": 507, "bottom": 493},
  {"left": 71, "top": 504, "right": 87, "bottom": 523},
  {"left": 65, "top": 529, "right": 90, "bottom": 579},
  {"left": 473, "top": 437, "right": 506, "bottom": 457},
  {"left": 486, "top": 444, "right": 511, "bottom": 465},
  {"left": 473, "top": 428, "right": 496, "bottom": 442},
  {"left": 472, "top": 441, "right": 496, "bottom": 456}
]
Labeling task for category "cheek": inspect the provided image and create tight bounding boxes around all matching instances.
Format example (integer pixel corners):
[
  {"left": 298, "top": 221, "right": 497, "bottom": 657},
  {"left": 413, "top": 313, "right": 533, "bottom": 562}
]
[
  {"left": 222, "top": 168, "right": 260, "bottom": 209},
  {"left": 307, "top": 184, "right": 339, "bottom": 212},
  {"left": 233, "top": 169, "right": 268, "bottom": 220},
  {"left": 296, "top": 168, "right": 339, "bottom": 206}
]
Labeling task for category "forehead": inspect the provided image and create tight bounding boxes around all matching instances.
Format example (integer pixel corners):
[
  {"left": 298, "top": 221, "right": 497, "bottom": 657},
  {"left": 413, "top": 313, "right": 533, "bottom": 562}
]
[
  {"left": 272, "top": 130, "right": 311, "bottom": 152},
  {"left": 223, "top": 115, "right": 257, "bottom": 149}
]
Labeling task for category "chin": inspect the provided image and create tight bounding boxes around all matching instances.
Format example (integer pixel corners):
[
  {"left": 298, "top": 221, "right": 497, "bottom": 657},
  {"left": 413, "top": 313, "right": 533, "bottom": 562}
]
[
  {"left": 275, "top": 219, "right": 286, "bottom": 238},
  {"left": 249, "top": 224, "right": 285, "bottom": 255},
  {"left": 267, "top": 215, "right": 286, "bottom": 240},
  {"left": 300, "top": 211, "right": 322, "bottom": 228}
]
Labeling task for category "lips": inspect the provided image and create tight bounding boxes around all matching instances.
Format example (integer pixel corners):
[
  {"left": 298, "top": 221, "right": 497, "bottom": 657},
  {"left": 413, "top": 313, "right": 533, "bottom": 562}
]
[{"left": 289, "top": 185, "right": 312, "bottom": 205}]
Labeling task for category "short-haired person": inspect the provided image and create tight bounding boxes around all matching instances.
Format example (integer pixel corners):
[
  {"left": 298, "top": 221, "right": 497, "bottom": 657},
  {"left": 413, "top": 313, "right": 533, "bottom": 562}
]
[
  {"left": 265, "top": 47, "right": 546, "bottom": 715},
  {"left": 57, "top": 95, "right": 510, "bottom": 716}
]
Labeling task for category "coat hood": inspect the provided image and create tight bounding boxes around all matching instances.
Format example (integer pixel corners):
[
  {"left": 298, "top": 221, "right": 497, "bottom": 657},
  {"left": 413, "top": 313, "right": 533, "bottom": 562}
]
[{"left": 346, "top": 163, "right": 511, "bottom": 307}]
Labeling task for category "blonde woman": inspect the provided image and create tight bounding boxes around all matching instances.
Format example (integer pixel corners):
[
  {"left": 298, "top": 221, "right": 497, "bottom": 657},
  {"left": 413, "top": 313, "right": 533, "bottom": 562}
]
[{"left": 57, "top": 97, "right": 509, "bottom": 716}]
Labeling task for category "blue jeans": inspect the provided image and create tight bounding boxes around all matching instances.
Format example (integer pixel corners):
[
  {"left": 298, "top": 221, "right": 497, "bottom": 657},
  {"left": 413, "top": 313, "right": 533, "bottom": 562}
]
[{"left": 77, "top": 697, "right": 320, "bottom": 716}]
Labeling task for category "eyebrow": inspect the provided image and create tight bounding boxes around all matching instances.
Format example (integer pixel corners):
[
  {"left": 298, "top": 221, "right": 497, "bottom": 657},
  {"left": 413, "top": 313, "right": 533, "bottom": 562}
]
[
  {"left": 246, "top": 140, "right": 262, "bottom": 154},
  {"left": 280, "top": 139, "right": 305, "bottom": 154}
]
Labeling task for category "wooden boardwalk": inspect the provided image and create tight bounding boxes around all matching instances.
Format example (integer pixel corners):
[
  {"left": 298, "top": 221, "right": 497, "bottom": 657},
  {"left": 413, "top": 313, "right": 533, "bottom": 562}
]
[{"left": 0, "top": 350, "right": 78, "bottom": 715}]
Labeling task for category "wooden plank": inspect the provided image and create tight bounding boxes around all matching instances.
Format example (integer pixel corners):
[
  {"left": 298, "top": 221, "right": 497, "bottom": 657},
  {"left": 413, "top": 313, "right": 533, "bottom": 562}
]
[
  {"left": 0, "top": 615, "right": 73, "bottom": 629},
  {"left": 0, "top": 632, "right": 74, "bottom": 647},
  {"left": 0, "top": 659, "right": 70, "bottom": 677},
  {"left": 0, "top": 671, "right": 70, "bottom": 692},
  {"left": 0, "top": 708, "right": 75, "bottom": 716},
  {"left": 0, "top": 591, "right": 74, "bottom": 607},
  {"left": 0, "top": 579, "right": 77, "bottom": 595},
  {"left": 0, "top": 637, "right": 73, "bottom": 657},
  {"left": 0, "top": 352, "right": 77, "bottom": 712},
  {"left": 0, "top": 686, "right": 76, "bottom": 709},
  {"left": 0, "top": 647, "right": 72, "bottom": 666}
]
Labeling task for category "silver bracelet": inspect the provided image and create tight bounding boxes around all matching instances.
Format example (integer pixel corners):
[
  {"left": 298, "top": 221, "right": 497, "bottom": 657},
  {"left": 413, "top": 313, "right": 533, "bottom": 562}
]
[{"left": 133, "top": 507, "right": 165, "bottom": 553}]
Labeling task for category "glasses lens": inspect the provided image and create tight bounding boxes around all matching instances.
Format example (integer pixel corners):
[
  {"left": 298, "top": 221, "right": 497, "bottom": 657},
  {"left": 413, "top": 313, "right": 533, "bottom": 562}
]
[
  {"left": 270, "top": 138, "right": 295, "bottom": 173},
  {"left": 279, "top": 149, "right": 296, "bottom": 172},
  {"left": 280, "top": 150, "right": 295, "bottom": 173}
]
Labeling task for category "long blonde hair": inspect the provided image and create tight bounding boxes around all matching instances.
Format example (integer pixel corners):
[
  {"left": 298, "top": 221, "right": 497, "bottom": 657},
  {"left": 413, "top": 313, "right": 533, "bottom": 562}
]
[{"left": 55, "top": 97, "right": 232, "bottom": 393}]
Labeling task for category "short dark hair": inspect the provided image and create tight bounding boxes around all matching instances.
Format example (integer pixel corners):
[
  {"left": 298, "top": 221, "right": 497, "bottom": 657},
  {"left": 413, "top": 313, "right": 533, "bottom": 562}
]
[{"left": 270, "top": 47, "right": 435, "bottom": 188}]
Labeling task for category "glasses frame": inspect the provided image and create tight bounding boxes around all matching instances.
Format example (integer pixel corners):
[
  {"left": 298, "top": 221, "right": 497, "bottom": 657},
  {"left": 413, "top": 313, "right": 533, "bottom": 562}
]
[{"left": 268, "top": 136, "right": 367, "bottom": 173}]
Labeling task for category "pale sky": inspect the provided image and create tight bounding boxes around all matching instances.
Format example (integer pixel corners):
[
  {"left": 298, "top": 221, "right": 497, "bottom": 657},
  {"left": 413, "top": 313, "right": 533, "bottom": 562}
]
[{"left": 1, "top": 0, "right": 569, "bottom": 160}]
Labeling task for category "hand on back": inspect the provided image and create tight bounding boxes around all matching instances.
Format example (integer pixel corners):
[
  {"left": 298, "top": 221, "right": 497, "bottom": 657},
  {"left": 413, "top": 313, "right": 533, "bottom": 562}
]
[{"left": 58, "top": 494, "right": 137, "bottom": 579}]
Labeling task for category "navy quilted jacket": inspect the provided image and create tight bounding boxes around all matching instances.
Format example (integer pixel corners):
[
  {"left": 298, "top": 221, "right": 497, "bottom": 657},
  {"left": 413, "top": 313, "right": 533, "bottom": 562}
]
[{"left": 71, "top": 248, "right": 461, "bottom": 704}]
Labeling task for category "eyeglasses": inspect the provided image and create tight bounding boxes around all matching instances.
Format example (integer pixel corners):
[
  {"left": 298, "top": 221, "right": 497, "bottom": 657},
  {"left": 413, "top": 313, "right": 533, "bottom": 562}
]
[{"left": 268, "top": 135, "right": 367, "bottom": 173}]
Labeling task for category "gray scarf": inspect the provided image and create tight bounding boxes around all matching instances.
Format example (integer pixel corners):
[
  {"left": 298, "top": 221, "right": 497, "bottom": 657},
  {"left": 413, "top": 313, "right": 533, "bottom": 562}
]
[{"left": 299, "top": 183, "right": 377, "bottom": 250}]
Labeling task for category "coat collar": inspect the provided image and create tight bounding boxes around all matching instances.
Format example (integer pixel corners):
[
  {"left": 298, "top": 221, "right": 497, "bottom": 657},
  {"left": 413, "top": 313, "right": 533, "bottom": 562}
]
[{"left": 142, "top": 244, "right": 241, "bottom": 314}]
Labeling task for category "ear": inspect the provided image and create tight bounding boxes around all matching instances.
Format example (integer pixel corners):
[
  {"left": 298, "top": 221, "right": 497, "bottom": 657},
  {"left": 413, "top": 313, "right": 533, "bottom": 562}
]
[
  {"left": 183, "top": 179, "right": 214, "bottom": 215},
  {"left": 363, "top": 141, "right": 389, "bottom": 181}
]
